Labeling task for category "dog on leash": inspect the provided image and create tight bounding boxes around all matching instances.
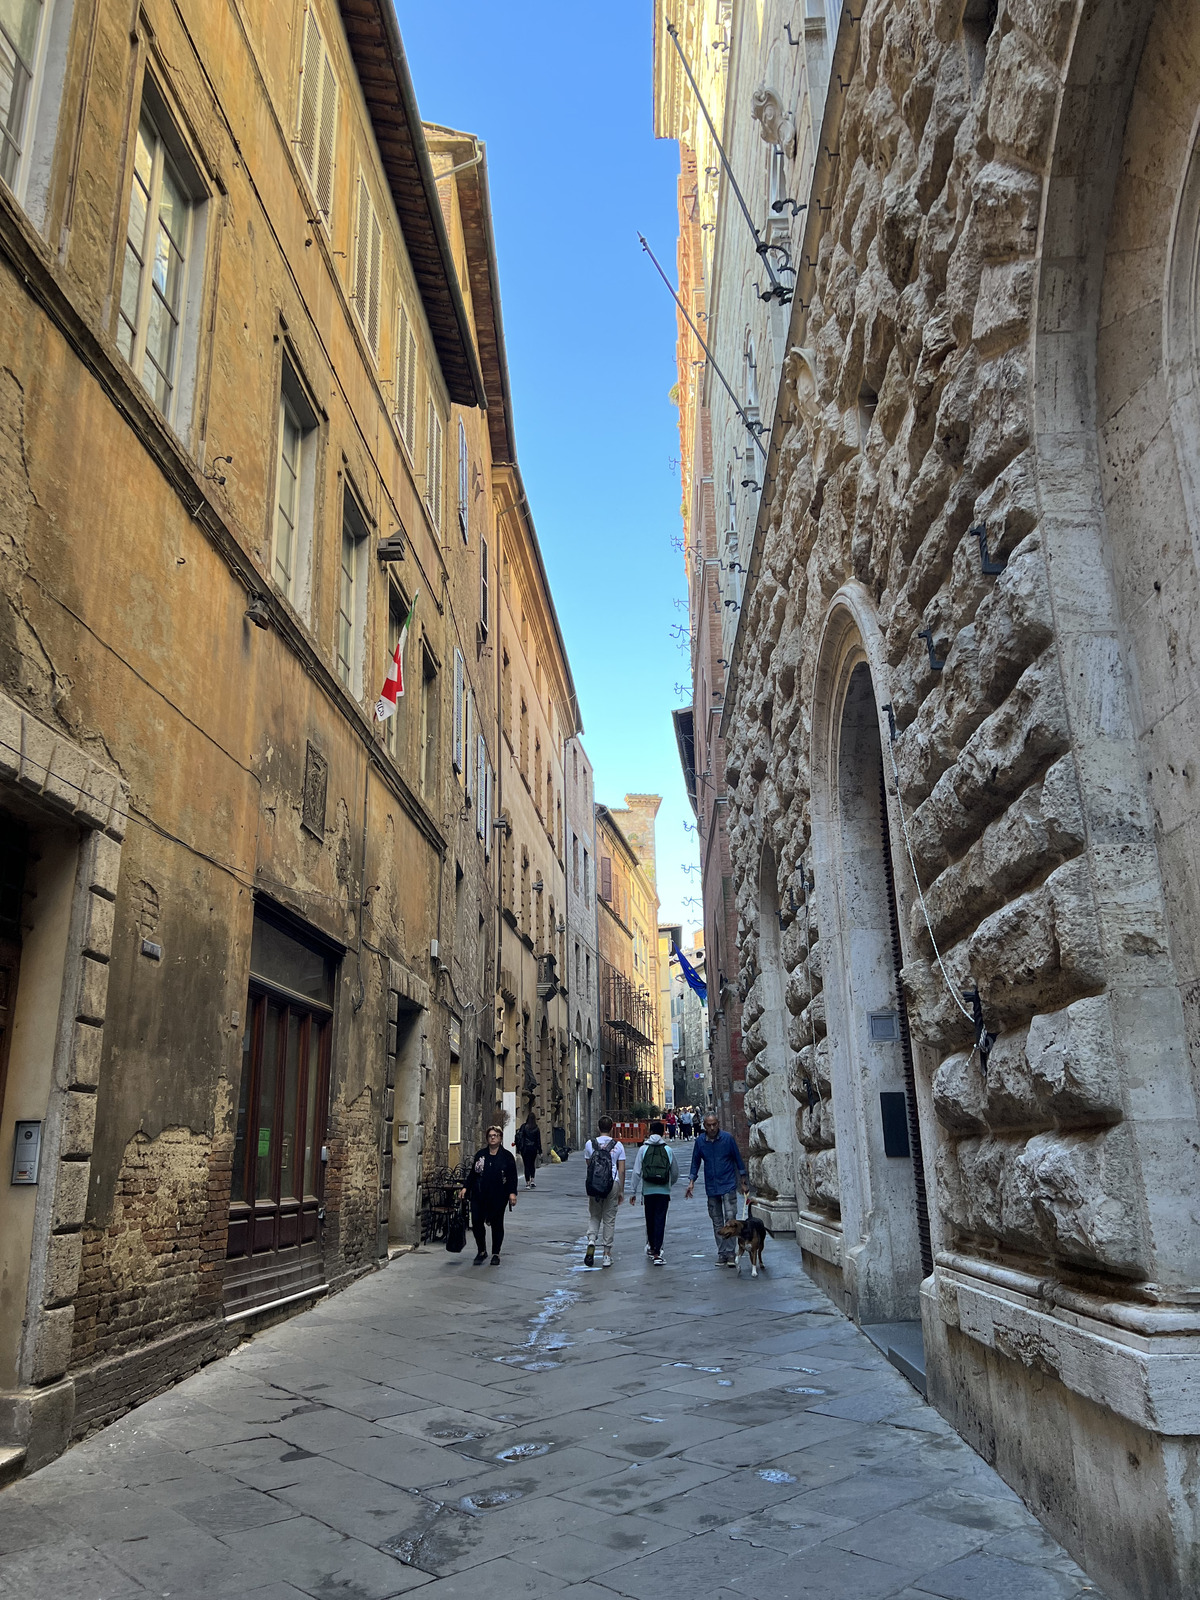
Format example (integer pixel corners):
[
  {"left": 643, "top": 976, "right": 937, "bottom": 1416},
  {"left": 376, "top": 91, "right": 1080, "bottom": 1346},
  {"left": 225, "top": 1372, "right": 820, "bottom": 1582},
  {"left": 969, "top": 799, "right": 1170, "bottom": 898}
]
[{"left": 717, "top": 1204, "right": 768, "bottom": 1277}]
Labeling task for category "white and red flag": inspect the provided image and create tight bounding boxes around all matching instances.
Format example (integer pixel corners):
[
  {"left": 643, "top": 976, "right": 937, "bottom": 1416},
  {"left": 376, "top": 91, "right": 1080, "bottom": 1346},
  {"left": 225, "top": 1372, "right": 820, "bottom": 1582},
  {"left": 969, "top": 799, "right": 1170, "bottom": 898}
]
[{"left": 374, "top": 591, "right": 417, "bottom": 721}]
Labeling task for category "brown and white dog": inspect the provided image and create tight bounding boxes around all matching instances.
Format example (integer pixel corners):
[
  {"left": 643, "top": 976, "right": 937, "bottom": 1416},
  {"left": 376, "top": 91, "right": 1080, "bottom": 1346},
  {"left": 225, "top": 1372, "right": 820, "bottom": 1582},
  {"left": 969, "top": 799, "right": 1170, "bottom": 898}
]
[{"left": 717, "top": 1204, "right": 768, "bottom": 1277}]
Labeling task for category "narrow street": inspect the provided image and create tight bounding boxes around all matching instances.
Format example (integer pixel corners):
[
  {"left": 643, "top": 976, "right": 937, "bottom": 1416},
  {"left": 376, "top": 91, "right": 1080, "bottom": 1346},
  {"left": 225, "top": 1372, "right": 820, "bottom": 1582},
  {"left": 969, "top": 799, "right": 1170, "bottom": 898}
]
[{"left": 1, "top": 1165, "right": 1101, "bottom": 1600}]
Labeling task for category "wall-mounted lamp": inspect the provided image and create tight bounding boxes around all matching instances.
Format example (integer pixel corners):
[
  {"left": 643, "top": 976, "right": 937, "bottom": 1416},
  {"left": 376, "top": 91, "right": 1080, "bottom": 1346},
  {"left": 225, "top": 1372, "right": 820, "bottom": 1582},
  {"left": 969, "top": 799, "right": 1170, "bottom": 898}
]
[
  {"left": 244, "top": 594, "right": 270, "bottom": 629},
  {"left": 532, "top": 876, "right": 545, "bottom": 894},
  {"left": 204, "top": 454, "right": 233, "bottom": 486}
]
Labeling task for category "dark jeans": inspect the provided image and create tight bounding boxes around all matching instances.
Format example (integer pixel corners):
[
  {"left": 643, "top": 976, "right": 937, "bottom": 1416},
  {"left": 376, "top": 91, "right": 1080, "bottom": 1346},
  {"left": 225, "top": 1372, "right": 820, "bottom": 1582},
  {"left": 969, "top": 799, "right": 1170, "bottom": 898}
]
[
  {"left": 521, "top": 1150, "right": 537, "bottom": 1182},
  {"left": 471, "top": 1201, "right": 506, "bottom": 1256},
  {"left": 643, "top": 1194, "right": 670, "bottom": 1256}
]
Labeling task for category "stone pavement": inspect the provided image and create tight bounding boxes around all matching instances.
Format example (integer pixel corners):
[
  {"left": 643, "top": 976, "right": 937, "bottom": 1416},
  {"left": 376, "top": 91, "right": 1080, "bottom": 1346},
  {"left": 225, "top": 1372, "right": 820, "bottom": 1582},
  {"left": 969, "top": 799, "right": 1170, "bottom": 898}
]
[{"left": 0, "top": 1162, "right": 1104, "bottom": 1599}]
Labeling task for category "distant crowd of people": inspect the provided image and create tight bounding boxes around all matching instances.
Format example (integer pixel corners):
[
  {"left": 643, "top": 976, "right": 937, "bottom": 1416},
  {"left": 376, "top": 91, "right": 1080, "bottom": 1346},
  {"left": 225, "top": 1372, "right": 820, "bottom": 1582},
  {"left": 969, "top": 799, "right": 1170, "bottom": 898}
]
[{"left": 459, "top": 1106, "right": 746, "bottom": 1270}]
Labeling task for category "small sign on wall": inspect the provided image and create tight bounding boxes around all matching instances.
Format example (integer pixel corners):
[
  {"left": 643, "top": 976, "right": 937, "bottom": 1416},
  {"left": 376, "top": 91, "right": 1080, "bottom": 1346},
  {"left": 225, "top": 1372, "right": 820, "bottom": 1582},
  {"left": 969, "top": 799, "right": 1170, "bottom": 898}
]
[{"left": 11, "top": 1121, "right": 42, "bottom": 1184}]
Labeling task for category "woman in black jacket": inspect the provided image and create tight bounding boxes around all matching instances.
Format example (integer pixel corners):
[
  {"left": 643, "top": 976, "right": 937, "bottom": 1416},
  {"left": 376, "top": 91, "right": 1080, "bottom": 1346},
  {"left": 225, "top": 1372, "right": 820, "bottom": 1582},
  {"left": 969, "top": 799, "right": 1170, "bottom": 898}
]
[
  {"left": 459, "top": 1124, "right": 518, "bottom": 1264},
  {"left": 516, "top": 1114, "right": 542, "bottom": 1188}
]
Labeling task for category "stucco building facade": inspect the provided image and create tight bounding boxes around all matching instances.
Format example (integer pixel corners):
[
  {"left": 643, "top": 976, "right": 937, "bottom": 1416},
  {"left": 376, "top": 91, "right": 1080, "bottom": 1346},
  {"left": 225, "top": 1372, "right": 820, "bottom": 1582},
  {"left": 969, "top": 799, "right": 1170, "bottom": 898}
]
[
  {"left": 564, "top": 735, "right": 600, "bottom": 1143},
  {"left": 0, "top": 0, "right": 577, "bottom": 1480},
  {"left": 595, "top": 801, "right": 661, "bottom": 1113},
  {"left": 655, "top": 0, "right": 1200, "bottom": 1594}
]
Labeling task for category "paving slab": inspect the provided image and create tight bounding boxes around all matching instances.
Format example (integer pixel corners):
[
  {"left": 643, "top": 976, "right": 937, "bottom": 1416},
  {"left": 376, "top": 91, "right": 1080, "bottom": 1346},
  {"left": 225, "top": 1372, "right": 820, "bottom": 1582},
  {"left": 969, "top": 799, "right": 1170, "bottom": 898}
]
[{"left": 1, "top": 1162, "right": 1106, "bottom": 1598}]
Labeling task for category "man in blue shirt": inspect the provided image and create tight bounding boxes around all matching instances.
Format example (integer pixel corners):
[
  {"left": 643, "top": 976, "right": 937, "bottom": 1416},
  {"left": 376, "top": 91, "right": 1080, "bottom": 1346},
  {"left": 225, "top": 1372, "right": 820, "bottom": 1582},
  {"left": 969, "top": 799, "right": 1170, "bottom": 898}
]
[{"left": 685, "top": 1113, "right": 749, "bottom": 1267}]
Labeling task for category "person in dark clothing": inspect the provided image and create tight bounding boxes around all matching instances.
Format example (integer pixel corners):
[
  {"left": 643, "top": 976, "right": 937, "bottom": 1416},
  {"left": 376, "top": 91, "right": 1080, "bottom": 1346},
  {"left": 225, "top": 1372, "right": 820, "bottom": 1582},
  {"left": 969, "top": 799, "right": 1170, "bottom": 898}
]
[
  {"left": 515, "top": 1114, "right": 542, "bottom": 1188},
  {"left": 459, "top": 1125, "right": 518, "bottom": 1264}
]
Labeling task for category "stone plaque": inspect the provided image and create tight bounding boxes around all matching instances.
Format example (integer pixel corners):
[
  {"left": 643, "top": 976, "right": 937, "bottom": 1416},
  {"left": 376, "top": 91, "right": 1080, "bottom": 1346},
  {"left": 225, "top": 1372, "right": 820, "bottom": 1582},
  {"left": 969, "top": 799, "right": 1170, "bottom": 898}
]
[{"left": 301, "top": 742, "right": 328, "bottom": 839}]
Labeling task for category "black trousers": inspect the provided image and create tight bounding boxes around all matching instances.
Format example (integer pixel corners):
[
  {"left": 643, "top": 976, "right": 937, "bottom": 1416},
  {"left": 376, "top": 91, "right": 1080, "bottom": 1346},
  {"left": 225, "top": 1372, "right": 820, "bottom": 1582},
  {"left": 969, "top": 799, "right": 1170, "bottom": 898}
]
[
  {"left": 471, "top": 1200, "right": 506, "bottom": 1256},
  {"left": 643, "top": 1194, "right": 670, "bottom": 1256},
  {"left": 521, "top": 1150, "right": 537, "bottom": 1182}
]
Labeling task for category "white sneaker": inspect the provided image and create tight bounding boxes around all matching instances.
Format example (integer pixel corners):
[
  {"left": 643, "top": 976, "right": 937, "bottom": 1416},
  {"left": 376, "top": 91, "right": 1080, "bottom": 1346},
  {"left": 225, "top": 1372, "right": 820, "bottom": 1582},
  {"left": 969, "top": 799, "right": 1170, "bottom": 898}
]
[
  {"left": 653, "top": 1253, "right": 664, "bottom": 1265},
  {"left": 602, "top": 1253, "right": 612, "bottom": 1268},
  {"left": 645, "top": 1243, "right": 654, "bottom": 1258}
]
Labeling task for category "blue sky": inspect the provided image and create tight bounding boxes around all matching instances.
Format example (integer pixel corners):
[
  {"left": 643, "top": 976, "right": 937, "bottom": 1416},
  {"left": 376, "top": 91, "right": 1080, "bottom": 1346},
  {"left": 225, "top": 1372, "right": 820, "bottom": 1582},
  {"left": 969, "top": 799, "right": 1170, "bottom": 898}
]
[{"left": 397, "top": 0, "right": 702, "bottom": 932}]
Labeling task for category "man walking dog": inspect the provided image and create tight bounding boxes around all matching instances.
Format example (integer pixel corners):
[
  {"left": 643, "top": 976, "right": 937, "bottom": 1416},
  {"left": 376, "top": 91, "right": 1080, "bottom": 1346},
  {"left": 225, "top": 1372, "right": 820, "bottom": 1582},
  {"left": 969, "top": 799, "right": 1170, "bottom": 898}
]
[{"left": 685, "top": 1113, "right": 748, "bottom": 1267}]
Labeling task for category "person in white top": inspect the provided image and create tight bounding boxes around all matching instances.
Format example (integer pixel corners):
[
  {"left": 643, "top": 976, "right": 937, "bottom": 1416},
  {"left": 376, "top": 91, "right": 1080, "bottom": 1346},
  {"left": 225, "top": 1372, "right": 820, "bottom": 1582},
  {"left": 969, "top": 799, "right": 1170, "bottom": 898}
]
[{"left": 582, "top": 1115, "right": 626, "bottom": 1268}]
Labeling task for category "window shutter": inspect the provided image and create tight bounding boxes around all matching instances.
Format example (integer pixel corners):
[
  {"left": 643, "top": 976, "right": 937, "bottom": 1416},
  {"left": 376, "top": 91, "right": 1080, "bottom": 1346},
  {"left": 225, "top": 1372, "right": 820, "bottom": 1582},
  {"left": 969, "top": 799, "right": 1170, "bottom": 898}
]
[
  {"left": 465, "top": 691, "right": 474, "bottom": 797},
  {"left": 480, "top": 534, "right": 489, "bottom": 639},
  {"left": 354, "top": 174, "right": 369, "bottom": 320},
  {"left": 448, "top": 1082, "right": 461, "bottom": 1145},
  {"left": 367, "top": 208, "right": 381, "bottom": 353},
  {"left": 452, "top": 648, "right": 464, "bottom": 771},
  {"left": 395, "top": 301, "right": 416, "bottom": 450},
  {"left": 458, "top": 420, "right": 468, "bottom": 539},
  {"left": 486, "top": 763, "right": 494, "bottom": 858},
  {"left": 353, "top": 172, "right": 381, "bottom": 355},
  {"left": 600, "top": 856, "right": 612, "bottom": 902},
  {"left": 426, "top": 401, "right": 443, "bottom": 531},
  {"left": 298, "top": 12, "right": 322, "bottom": 184},
  {"left": 316, "top": 53, "right": 337, "bottom": 217}
]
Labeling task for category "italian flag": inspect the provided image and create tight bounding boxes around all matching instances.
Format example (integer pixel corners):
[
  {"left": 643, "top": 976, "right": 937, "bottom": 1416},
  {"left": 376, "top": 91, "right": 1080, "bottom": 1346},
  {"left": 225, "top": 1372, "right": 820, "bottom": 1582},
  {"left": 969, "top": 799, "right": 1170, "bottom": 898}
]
[{"left": 374, "top": 591, "right": 417, "bottom": 721}]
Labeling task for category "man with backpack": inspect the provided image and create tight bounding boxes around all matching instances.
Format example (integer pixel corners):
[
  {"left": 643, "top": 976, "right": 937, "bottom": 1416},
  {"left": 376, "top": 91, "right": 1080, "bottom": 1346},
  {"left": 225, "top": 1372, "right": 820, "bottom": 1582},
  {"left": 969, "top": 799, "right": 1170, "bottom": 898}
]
[
  {"left": 582, "top": 1116, "right": 625, "bottom": 1268},
  {"left": 628, "top": 1119, "right": 679, "bottom": 1263}
]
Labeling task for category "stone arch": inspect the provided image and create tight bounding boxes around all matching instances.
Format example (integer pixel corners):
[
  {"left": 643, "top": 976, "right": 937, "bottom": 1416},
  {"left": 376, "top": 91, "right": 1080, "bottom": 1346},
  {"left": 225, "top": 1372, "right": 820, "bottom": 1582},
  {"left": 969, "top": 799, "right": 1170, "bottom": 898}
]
[
  {"left": 1032, "top": 0, "right": 1200, "bottom": 1299},
  {"left": 809, "top": 585, "right": 934, "bottom": 1324}
]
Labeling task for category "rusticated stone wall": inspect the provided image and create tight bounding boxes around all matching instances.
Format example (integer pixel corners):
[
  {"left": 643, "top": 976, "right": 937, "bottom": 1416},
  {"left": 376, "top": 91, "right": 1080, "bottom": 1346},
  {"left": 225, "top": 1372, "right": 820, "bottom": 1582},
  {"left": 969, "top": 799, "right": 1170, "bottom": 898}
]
[{"left": 721, "top": 0, "right": 1200, "bottom": 1592}]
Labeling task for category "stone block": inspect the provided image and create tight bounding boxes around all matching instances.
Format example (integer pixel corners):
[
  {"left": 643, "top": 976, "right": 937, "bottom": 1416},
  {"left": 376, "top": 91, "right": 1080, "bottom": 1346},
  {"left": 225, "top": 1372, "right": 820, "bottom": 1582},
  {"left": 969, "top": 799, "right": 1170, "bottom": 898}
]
[
  {"left": 69, "top": 1021, "right": 103, "bottom": 1089},
  {"left": 1014, "top": 1125, "right": 1148, "bottom": 1275},
  {"left": 81, "top": 890, "right": 115, "bottom": 962},
  {"left": 987, "top": 29, "right": 1058, "bottom": 164},
  {"left": 42, "top": 1230, "right": 83, "bottom": 1308},
  {"left": 82, "top": 829, "right": 122, "bottom": 900},
  {"left": 968, "top": 857, "right": 1104, "bottom": 1025},
  {"left": 933, "top": 1049, "right": 987, "bottom": 1133},
  {"left": 76, "top": 955, "right": 110, "bottom": 1025},
  {"left": 43, "top": 737, "right": 88, "bottom": 815},
  {"left": 1026, "top": 996, "right": 1122, "bottom": 1126},
  {"left": 19, "top": 715, "right": 55, "bottom": 796},
  {"left": 30, "top": 1306, "right": 75, "bottom": 1384},
  {"left": 59, "top": 1090, "right": 97, "bottom": 1158},
  {"left": 51, "top": 1159, "right": 90, "bottom": 1231},
  {"left": 0, "top": 692, "right": 20, "bottom": 779}
]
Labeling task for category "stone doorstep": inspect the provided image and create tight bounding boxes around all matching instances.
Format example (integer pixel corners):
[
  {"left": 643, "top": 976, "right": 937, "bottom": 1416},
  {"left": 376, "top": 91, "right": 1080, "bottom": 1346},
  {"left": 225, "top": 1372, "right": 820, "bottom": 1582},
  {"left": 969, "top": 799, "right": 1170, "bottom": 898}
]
[
  {"left": 862, "top": 1320, "right": 928, "bottom": 1396},
  {"left": 0, "top": 1444, "right": 27, "bottom": 1486}
]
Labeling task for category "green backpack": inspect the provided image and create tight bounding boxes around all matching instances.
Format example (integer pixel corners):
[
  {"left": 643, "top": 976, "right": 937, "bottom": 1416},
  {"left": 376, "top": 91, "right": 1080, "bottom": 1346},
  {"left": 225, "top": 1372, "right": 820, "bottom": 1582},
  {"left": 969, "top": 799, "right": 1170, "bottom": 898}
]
[{"left": 641, "top": 1141, "right": 672, "bottom": 1186}]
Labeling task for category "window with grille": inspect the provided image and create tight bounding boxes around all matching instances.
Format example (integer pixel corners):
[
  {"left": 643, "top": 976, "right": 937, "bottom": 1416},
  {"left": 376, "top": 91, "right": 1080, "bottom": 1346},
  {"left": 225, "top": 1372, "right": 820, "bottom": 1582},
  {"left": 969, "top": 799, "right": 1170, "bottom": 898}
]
[
  {"left": 117, "top": 98, "right": 202, "bottom": 423},
  {"left": 394, "top": 297, "right": 417, "bottom": 453},
  {"left": 273, "top": 359, "right": 318, "bottom": 613},
  {"left": 425, "top": 401, "right": 443, "bottom": 531},
  {"left": 353, "top": 170, "right": 382, "bottom": 355},
  {"left": 296, "top": 7, "right": 336, "bottom": 222},
  {"left": 457, "top": 419, "right": 469, "bottom": 540}
]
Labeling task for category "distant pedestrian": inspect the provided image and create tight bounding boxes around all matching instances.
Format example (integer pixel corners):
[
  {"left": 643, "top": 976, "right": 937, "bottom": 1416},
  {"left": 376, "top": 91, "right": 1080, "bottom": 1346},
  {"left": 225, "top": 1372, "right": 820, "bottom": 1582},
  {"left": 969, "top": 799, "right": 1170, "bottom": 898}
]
[
  {"left": 583, "top": 1115, "right": 626, "bottom": 1269},
  {"left": 685, "top": 1113, "right": 748, "bottom": 1267},
  {"left": 680, "top": 1107, "right": 693, "bottom": 1140},
  {"left": 515, "top": 1113, "right": 542, "bottom": 1188},
  {"left": 664, "top": 1110, "right": 678, "bottom": 1141},
  {"left": 460, "top": 1125, "right": 518, "bottom": 1265},
  {"left": 629, "top": 1119, "right": 680, "bottom": 1263}
]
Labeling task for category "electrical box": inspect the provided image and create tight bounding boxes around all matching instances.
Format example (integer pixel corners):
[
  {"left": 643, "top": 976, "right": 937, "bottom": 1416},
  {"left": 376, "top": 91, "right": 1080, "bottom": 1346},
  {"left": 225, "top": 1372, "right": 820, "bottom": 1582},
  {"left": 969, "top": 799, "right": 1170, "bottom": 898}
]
[
  {"left": 396, "top": 1123, "right": 410, "bottom": 1143},
  {"left": 879, "top": 1092, "right": 911, "bottom": 1158},
  {"left": 11, "top": 1121, "right": 42, "bottom": 1184}
]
